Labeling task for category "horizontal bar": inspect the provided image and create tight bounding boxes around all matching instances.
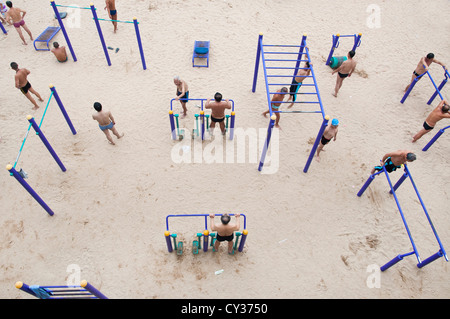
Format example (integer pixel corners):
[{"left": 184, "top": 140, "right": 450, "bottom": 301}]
[
  {"left": 272, "top": 101, "right": 320, "bottom": 104},
  {"left": 94, "top": 18, "right": 137, "bottom": 24},
  {"left": 54, "top": 4, "right": 95, "bottom": 10},
  {"left": 266, "top": 67, "right": 310, "bottom": 70},
  {"left": 274, "top": 110, "right": 322, "bottom": 114},
  {"left": 269, "top": 92, "right": 318, "bottom": 95},
  {"left": 166, "top": 213, "right": 247, "bottom": 231},
  {"left": 262, "top": 51, "right": 304, "bottom": 55},
  {"left": 265, "top": 59, "right": 310, "bottom": 62},
  {"left": 263, "top": 44, "right": 306, "bottom": 48},
  {"left": 267, "top": 83, "right": 316, "bottom": 86},
  {"left": 267, "top": 75, "right": 313, "bottom": 78},
  {"left": 337, "top": 34, "right": 357, "bottom": 37}
]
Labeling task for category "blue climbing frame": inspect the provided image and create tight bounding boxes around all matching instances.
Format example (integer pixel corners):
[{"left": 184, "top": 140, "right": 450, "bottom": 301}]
[
  {"left": 16, "top": 280, "right": 107, "bottom": 299},
  {"left": 252, "top": 33, "right": 327, "bottom": 173},
  {"left": 357, "top": 164, "right": 448, "bottom": 271}
]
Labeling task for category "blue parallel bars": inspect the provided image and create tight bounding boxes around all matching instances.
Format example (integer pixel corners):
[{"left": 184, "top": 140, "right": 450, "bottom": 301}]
[
  {"left": 427, "top": 67, "right": 449, "bottom": 105},
  {"left": 401, "top": 69, "right": 444, "bottom": 104},
  {"left": 357, "top": 164, "right": 448, "bottom": 271},
  {"left": 325, "top": 33, "right": 362, "bottom": 66}
]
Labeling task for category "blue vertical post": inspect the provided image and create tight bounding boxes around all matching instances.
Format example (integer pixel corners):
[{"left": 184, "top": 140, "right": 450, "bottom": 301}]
[
  {"left": 7, "top": 165, "right": 55, "bottom": 216},
  {"left": 325, "top": 34, "right": 340, "bottom": 66},
  {"left": 165, "top": 231, "right": 173, "bottom": 252},
  {"left": 203, "top": 231, "right": 209, "bottom": 252},
  {"left": 252, "top": 33, "right": 263, "bottom": 93},
  {"left": 351, "top": 33, "right": 362, "bottom": 52},
  {"left": 422, "top": 127, "right": 448, "bottom": 151},
  {"left": 80, "top": 280, "right": 108, "bottom": 299},
  {"left": 50, "top": 1, "right": 77, "bottom": 62},
  {"left": 90, "top": 4, "right": 111, "bottom": 66},
  {"left": 303, "top": 116, "right": 329, "bottom": 173},
  {"left": 293, "top": 34, "right": 307, "bottom": 77},
  {"left": 238, "top": 230, "right": 248, "bottom": 252},
  {"left": 427, "top": 75, "right": 447, "bottom": 105},
  {"left": 133, "top": 18, "right": 147, "bottom": 71},
  {"left": 49, "top": 85, "right": 77, "bottom": 135},
  {"left": 27, "top": 116, "right": 66, "bottom": 172},
  {"left": 258, "top": 115, "right": 276, "bottom": 172},
  {"left": 401, "top": 77, "right": 420, "bottom": 103},
  {"left": 229, "top": 111, "right": 235, "bottom": 140},
  {"left": 200, "top": 111, "right": 205, "bottom": 140},
  {"left": 0, "top": 21, "right": 7, "bottom": 34},
  {"left": 169, "top": 111, "right": 176, "bottom": 140}
]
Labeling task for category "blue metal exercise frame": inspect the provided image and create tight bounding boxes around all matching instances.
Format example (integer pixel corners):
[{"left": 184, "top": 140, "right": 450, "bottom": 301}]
[
  {"left": 252, "top": 33, "right": 328, "bottom": 173},
  {"left": 357, "top": 164, "right": 448, "bottom": 271}
]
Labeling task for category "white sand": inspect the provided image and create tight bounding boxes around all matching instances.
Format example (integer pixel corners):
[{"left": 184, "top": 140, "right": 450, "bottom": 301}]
[{"left": 0, "top": 0, "right": 449, "bottom": 299}]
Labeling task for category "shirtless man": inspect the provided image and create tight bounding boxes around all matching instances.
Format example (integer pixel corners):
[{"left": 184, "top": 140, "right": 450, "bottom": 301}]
[
  {"left": 287, "top": 62, "right": 312, "bottom": 107},
  {"left": 92, "top": 102, "right": 124, "bottom": 145},
  {"left": 105, "top": 0, "right": 117, "bottom": 33},
  {"left": 205, "top": 92, "right": 231, "bottom": 135},
  {"left": 5, "top": 1, "right": 33, "bottom": 45},
  {"left": 174, "top": 76, "right": 189, "bottom": 117},
  {"left": 10, "top": 62, "right": 43, "bottom": 110},
  {"left": 209, "top": 213, "right": 240, "bottom": 254},
  {"left": 331, "top": 50, "right": 357, "bottom": 97},
  {"left": 51, "top": 42, "right": 68, "bottom": 63},
  {"left": 412, "top": 100, "right": 450, "bottom": 142},
  {"left": 404, "top": 53, "right": 447, "bottom": 92},
  {"left": 370, "top": 150, "right": 416, "bottom": 175},
  {"left": 316, "top": 118, "right": 338, "bottom": 162},
  {"left": 0, "top": 1, "right": 8, "bottom": 24},
  {"left": 262, "top": 87, "right": 288, "bottom": 128}
]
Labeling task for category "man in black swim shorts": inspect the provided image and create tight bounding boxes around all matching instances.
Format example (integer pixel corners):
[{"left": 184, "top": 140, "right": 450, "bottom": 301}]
[
  {"left": 331, "top": 50, "right": 357, "bottom": 97},
  {"left": 370, "top": 150, "right": 416, "bottom": 175},
  {"left": 209, "top": 213, "right": 241, "bottom": 254}
]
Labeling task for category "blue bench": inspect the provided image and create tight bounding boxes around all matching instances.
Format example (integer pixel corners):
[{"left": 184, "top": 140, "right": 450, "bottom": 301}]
[
  {"left": 192, "top": 41, "right": 209, "bottom": 67},
  {"left": 33, "top": 26, "right": 61, "bottom": 51}
]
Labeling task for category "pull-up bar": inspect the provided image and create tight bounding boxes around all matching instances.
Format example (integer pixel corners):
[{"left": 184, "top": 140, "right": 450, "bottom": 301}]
[
  {"left": 325, "top": 33, "right": 362, "bottom": 66},
  {"left": 357, "top": 164, "right": 448, "bottom": 271}
]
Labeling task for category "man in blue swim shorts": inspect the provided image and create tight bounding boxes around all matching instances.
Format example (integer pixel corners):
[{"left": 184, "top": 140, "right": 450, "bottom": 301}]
[
  {"left": 92, "top": 102, "right": 124, "bottom": 145},
  {"left": 105, "top": 0, "right": 117, "bottom": 33}
]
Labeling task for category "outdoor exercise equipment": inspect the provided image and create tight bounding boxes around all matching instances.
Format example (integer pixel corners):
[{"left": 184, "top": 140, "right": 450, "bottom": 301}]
[
  {"left": 357, "top": 164, "right": 448, "bottom": 271},
  {"left": 325, "top": 33, "right": 362, "bottom": 67},
  {"left": 15, "top": 280, "right": 107, "bottom": 299}
]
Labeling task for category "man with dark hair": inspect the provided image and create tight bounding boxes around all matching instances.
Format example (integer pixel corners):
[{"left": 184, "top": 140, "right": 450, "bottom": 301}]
[
  {"left": 205, "top": 92, "right": 231, "bottom": 135},
  {"left": 10, "top": 62, "right": 43, "bottom": 110},
  {"left": 412, "top": 99, "right": 450, "bottom": 142},
  {"left": 287, "top": 61, "right": 312, "bottom": 107},
  {"left": 331, "top": 50, "right": 357, "bottom": 97},
  {"left": 92, "top": 102, "right": 124, "bottom": 145},
  {"left": 404, "top": 53, "right": 447, "bottom": 92},
  {"left": 370, "top": 150, "right": 416, "bottom": 175},
  {"left": 51, "top": 42, "right": 68, "bottom": 63},
  {"left": 262, "top": 87, "right": 288, "bottom": 128},
  {"left": 209, "top": 213, "right": 241, "bottom": 254},
  {"left": 5, "top": 1, "right": 33, "bottom": 45}
]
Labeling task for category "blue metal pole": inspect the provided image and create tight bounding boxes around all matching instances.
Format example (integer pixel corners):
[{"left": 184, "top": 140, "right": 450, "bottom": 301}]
[
  {"left": 258, "top": 116, "right": 276, "bottom": 171},
  {"left": 380, "top": 252, "right": 415, "bottom": 271},
  {"left": 383, "top": 166, "right": 421, "bottom": 263},
  {"left": 80, "top": 280, "right": 108, "bottom": 299},
  {"left": 0, "top": 21, "right": 7, "bottom": 34},
  {"left": 404, "top": 164, "right": 447, "bottom": 261},
  {"left": 200, "top": 111, "right": 205, "bottom": 140},
  {"left": 325, "top": 34, "right": 339, "bottom": 66},
  {"left": 417, "top": 251, "right": 446, "bottom": 268},
  {"left": 389, "top": 171, "right": 408, "bottom": 194},
  {"left": 252, "top": 33, "right": 263, "bottom": 92},
  {"left": 169, "top": 111, "right": 176, "bottom": 140},
  {"left": 90, "top": 4, "right": 111, "bottom": 66},
  {"left": 351, "top": 33, "right": 362, "bottom": 52},
  {"left": 50, "top": 85, "right": 77, "bottom": 135},
  {"left": 50, "top": 1, "right": 77, "bottom": 62},
  {"left": 303, "top": 116, "right": 329, "bottom": 173},
  {"left": 422, "top": 126, "right": 449, "bottom": 151},
  {"left": 427, "top": 78, "right": 447, "bottom": 105},
  {"left": 292, "top": 34, "right": 307, "bottom": 77},
  {"left": 7, "top": 165, "right": 55, "bottom": 216},
  {"left": 229, "top": 111, "right": 235, "bottom": 140},
  {"left": 401, "top": 77, "right": 420, "bottom": 103},
  {"left": 27, "top": 116, "right": 66, "bottom": 172},
  {"left": 133, "top": 18, "right": 147, "bottom": 70}
]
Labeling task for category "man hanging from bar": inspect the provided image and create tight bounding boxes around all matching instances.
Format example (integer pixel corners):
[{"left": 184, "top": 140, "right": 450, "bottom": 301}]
[{"left": 287, "top": 62, "right": 311, "bottom": 107}]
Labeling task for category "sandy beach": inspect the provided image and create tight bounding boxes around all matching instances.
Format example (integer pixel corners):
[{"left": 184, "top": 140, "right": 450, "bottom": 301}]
[{"left": 0, "top": 0, "right": 449, "bottom": 300}]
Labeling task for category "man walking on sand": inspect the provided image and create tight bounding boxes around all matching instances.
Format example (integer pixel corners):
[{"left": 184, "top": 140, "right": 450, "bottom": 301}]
[
  {"left": 209, "top": 213, "right": 240, "bottom": 254},
  {"left": 105, "top": 0, "right": 117, "bottom": 33},
  {"left": 92, "top": 102, "right": 124, "bottom": 145},
  {"left": 370, "top": 150, "right": 416, "bottom": 175},
  {"left": 262, "top": 87, "right": 288, "bottom": 128},
  {"left": 316, "top": 118, "right": 339, "bottom": 162},
  {"left": 412, "top": 99, "right": 450, "bottom": 142},
  {"left": 5, "top": 1, "right": 33, "bottom": 45},
  {"left": 174, "top": 76, "right": 189, "bottom": 118},
  {"left": 205, "top": 92, "right": 232, "bottom": 135},
  {"left": 10, "top": 62, "right": 43, "bottom": 110},
  {"left": 332, "top": 50, "right": 357, "bottom": 97},
  {"left": 404, "top": 53, "right": 447, "bottom": 92}
]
